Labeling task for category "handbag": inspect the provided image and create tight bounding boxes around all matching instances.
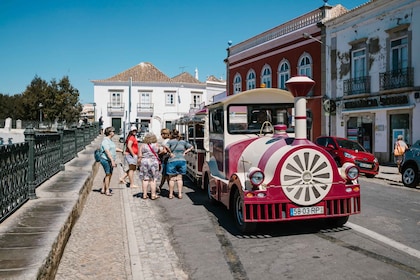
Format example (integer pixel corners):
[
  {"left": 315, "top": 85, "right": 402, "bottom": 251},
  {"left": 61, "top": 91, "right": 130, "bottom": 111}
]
[
  {"left": 160, "top": 141, "right": 178, "bottom": 164},
  {"left": 394, "top": 142, "right": 404, "bottom": 156},
  {"left": 148, "top": 144, "right": 162, "bottom": 170}
]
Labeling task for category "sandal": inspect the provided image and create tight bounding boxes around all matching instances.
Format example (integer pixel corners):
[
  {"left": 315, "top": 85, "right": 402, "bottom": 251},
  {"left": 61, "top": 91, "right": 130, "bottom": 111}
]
[
  {"left": 178, "top": 194, "right": 183, "bottom": 199},
  {"left": 100, "top": 189, "right": 105, "bottom": 194},
  {"left": 151, "top": 195, "right": 160, "bottom": 200},
  {"left": 168, "top": 194, "right": 174, "bottom": 199},
  {"left": 105, "top": 192, "right": 112, "bottom": 196},
  {"left": 142, "top": 195, "right": 148, "bottom": 199}
]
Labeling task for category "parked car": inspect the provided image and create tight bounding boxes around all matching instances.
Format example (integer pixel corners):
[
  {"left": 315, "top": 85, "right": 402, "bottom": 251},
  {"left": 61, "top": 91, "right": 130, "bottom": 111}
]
[
  {"left": 315, "top": 136, "right": 379, "bottom": 178},
  {"left": 400, "top": 140, "right": 420, "bottom": 188}
]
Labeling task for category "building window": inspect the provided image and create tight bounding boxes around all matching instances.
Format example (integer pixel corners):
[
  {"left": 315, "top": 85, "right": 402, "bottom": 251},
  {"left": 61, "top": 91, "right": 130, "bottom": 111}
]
[
  {"left": 352, "top": 49, "right": 366, "bottom": 78},
  {"left": 139, "top": 91, "right": 151, "bottom": 107},
  {"left": 233, "top": 73, "right": 242, "bottom": 94},
  {"left": 246, "top": 70, "right": 256, "bottom": 90},
  {"left": 278, "top": 60, "right": 290, "bottom": 89},
  {"left": 110, "top": 92, "right": 122, "bottom": 106},
  {"left": 298, "top": 53, "right": 312, "bottom": 78},
  {"left": 165, "top": 91, "right": 175, "bottom": 105},
  {"left": 191, "top": 93, "right": 202, "bottom": 108},
  {"left": 391, "top": 37, "right": 408, "bottom": 70},
  {"left": 261, "top": 65, "right": 272, "bottom": 88}
]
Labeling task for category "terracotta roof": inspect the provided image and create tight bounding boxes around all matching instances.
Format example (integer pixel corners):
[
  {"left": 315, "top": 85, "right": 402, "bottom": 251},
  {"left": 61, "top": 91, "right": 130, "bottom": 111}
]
[
  {"left": 206, "top": 75, "right": 223, "bottom": 82},
  {"left": 171, "top": 72, "right": 202, "bottom": 84},
  {"left": 100, "top": 62, "right": 171, "bottom": 82},
  {"left": 94, "top": 62, "right": 205, "bottom": 84}
]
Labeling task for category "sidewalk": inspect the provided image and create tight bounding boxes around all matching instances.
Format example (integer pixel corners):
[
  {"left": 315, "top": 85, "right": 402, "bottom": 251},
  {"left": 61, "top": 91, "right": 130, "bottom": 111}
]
[{"left": 0, "top": 136, "right": 401, "bottom": 279}]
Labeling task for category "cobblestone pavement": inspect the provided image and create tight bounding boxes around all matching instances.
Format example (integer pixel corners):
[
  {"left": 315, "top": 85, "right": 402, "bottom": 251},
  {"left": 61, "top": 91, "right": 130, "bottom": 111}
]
[{"left": 55, "top": 157, "right": 189, "bottom": 280}]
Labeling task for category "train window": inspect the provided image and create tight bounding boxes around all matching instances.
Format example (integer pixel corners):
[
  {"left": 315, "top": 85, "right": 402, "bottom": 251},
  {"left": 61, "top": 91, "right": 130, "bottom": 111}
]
[
  {"left": 210, "top": 107, "right": 224, "bottom": 133},
  {"left": 228, "top": 104, "right": 293, "bottom": 134},
  {"left": 228, "top": 105, "right": 248, "bottom": 132}
]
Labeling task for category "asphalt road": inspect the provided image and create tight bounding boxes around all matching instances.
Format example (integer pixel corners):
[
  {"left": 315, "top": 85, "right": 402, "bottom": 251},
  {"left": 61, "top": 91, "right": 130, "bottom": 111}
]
[{"left": 153, "top": 176, "right": 420, "bottom": 280}]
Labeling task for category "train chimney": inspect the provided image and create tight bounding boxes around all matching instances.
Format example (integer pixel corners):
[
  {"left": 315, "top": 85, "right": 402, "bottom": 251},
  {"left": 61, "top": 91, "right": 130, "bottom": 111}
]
[{"left": 285, "top": 76, "right": 315, "bottom": 140}]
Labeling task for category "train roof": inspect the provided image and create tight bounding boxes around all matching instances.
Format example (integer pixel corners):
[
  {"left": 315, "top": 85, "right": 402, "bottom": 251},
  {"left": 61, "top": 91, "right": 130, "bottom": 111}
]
[{"left": 207, "top": 88, "right": 294, "bottom": 109}]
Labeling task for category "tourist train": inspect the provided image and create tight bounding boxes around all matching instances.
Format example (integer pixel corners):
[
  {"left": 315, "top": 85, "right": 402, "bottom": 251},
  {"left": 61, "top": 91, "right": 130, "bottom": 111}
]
[{"left": 174, "top": 77, "right": 361, "bottom": 233}]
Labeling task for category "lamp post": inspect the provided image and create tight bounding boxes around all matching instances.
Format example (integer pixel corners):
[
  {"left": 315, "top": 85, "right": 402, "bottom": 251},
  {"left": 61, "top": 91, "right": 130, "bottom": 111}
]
[
  {"left": 302, "top": 32, "right": 332, "bottom": 136},
  {"left": 39, "top": 103, "right": 43, "bottom": 125}
]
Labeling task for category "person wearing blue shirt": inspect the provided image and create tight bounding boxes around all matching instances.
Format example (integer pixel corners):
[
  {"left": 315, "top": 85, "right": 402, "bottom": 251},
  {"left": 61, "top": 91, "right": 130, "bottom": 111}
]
[
  {"left": 100, "top": 126, "right": 123, "bottom": 196},
  {"left": 166, "top": 129, "right": 193, "bottom": 199}
]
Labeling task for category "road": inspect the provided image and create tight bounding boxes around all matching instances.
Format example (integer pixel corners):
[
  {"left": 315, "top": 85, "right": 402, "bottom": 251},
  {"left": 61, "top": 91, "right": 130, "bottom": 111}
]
[{"left": 153, "top": 176, "right": 420, "bottom": 280}]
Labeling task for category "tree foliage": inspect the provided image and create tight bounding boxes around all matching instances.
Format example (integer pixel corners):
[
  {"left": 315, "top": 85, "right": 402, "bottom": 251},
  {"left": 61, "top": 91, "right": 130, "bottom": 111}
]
[{"left": 0, "top": 75, "right": 82, "bottom": 124}]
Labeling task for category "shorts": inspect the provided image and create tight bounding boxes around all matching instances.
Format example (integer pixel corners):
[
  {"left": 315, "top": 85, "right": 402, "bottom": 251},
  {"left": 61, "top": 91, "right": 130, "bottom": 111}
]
[
  {"left": 166, "top": 160, "right": 186, "bottom": 176},
  {"left": 125, "top": 154, "right": 138, "bottom": 170},
  {"left": 100, "top": 158, "right": 113, "bottom": 175}
]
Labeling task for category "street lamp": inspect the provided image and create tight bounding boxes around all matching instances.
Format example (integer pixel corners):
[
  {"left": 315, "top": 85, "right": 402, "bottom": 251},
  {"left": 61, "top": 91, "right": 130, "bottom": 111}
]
[
  {"left": 302, "top": 32, "right": 332, "bottom": 136},
  {"left": 39, "top": 103, "right": 43, "bottom": 125}
]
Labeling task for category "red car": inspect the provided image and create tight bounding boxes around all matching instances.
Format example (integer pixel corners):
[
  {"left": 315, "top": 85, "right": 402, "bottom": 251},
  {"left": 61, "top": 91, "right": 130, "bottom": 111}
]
[{"left": 315, "top": 136, "right": 379, "bottom": 178}]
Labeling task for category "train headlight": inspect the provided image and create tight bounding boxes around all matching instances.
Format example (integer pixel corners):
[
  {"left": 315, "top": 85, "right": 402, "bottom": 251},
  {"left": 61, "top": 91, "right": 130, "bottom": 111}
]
[
  {"left": 340, "top": 162, "right": 359, "bottom": 181},
  {"left": 248, "top": 167, "right": 265, "bottom": 187}
]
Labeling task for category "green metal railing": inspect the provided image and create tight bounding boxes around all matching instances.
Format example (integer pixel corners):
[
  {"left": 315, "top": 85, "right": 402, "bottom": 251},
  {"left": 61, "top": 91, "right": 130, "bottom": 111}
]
[{"left": 0, "top": 123, "right": 99, "bottom": 223}]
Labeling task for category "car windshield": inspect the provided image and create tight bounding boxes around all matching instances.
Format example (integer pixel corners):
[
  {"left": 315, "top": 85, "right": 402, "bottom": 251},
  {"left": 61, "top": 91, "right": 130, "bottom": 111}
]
[{"left": 337, "top": 139, "right": 366, "bottom": 152}]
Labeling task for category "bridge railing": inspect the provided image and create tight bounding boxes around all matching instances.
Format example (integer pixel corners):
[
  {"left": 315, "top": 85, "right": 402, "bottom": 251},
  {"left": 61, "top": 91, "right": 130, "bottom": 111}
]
[{"left": 0, "top": 123, "right": 99, "bottom": 223}]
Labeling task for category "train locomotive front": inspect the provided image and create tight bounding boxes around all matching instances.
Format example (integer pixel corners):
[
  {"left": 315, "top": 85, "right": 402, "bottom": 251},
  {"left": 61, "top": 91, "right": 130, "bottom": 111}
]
[{"left": 222, "top": 133, "right": 361, "bottom": 233}]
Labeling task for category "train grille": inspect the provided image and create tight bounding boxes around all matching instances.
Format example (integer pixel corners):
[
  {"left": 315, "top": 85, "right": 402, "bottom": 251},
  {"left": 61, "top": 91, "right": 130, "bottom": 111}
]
[{"left": 244, "top": 197, "right": 361, "bottom": 222}]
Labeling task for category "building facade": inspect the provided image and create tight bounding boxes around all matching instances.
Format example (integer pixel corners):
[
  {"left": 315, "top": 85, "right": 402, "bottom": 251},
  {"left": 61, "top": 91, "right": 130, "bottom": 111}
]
[
  {"left": 92, "top": 62, "right": 225, "bottom": 136},
  {"left": 325, "top": 0, "right": 420, "bottom": 163}
]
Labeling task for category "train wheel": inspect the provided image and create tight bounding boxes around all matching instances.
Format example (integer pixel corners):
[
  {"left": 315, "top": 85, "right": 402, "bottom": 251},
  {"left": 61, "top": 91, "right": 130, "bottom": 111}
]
[
  {"left": 233, "top": 189, "right": 257, "bottom": 234},
  {"left": 326, "top": 216, "right": 349, "bottom": 228},
  {"left": 204, "top": 175, "right": 216, "bottom": 204}
]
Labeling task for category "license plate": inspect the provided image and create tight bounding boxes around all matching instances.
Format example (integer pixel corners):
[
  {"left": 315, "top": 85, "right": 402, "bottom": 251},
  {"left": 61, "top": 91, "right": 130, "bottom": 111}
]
[
  {"left": 290, "top": 206, "right": 324, "bottom": 216},
  {"left": 359, "top": 163, "right": 372, "bottom": 168}
]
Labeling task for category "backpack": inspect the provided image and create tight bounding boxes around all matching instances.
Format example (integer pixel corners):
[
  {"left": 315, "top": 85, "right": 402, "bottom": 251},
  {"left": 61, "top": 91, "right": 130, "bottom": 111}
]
[{"left": 94, "top": 148, "right": 102, "bottom": 162}]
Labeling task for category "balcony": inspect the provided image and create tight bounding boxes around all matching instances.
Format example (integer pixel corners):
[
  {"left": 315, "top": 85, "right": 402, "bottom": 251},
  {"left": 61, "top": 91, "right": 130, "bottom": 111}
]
[
  {"left": 380, "top": 67, "right": 414, "bottom": 91},
  {"left": 343, "top": 76, "right": 371, "bottom": 95},
  {"left": 137, "top": 103, "right": 154, "bottom": 118},
  {"left": 107, "top": 103, "right": 125, "bottom": 116}
]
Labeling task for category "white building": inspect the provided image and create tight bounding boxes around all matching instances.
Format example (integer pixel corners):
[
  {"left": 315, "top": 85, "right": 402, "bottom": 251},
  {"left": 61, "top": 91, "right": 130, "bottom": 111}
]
[
  {"left": 324, "top": 0, "right": 420, "bottom": 162},
  {"left": 92, "top": 62, "right": 226, "bottom": 136}
]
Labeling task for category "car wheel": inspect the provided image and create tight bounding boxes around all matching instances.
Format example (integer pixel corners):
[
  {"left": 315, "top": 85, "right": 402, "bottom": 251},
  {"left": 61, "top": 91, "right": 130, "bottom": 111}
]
[
  {"left": 233, "top": 189, "right": 257, "bottom": 234},
  {"left": 402, "top": 164, "right": 419, "bottom": 188}
]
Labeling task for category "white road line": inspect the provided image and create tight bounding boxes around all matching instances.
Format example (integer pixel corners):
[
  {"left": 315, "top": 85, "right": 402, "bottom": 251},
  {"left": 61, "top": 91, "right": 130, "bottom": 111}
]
[{"left": 347, "top": 222, "right": 420, "bottom": 259}]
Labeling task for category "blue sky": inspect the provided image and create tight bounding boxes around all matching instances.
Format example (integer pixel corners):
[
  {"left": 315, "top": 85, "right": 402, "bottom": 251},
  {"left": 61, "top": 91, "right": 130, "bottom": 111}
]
[{"left": 0, "top": 0, "right": 368, "bottom": 104}]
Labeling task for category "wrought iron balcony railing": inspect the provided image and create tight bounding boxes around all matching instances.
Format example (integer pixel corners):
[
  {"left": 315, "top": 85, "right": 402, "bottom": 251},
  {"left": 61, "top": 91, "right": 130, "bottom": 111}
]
[
  {"left": 343, "top": 76, "right": 371, "bottom": 95},
  {"left": 379, "top": 67, "right": 414, "bottom": 91},
  {"left": 137, "top": 103, "right": 154, "bottom": 117},
  {"left": 107, "top": 103, "right": 125, "bottom": 116}
]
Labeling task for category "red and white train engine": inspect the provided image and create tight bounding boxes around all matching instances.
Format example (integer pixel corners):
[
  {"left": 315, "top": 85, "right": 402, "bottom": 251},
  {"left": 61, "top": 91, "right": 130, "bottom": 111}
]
[{"left": 177, "top": 77, "right": 361, "bottom": 233}]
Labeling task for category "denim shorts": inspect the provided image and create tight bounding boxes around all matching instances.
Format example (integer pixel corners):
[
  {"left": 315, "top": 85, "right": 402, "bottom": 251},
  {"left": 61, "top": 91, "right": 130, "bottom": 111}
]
[
  {"left": 166, "top": 160, "right": 186, "bottom": 175},
  {"left": 100, "top": 158, "right": 113, "bottom": 175}
]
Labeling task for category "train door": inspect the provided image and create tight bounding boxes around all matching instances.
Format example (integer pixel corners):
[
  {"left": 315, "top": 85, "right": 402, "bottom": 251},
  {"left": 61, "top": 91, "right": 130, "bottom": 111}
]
[{"left": 209, "top": 106, "right": 225, "bottom": 176}]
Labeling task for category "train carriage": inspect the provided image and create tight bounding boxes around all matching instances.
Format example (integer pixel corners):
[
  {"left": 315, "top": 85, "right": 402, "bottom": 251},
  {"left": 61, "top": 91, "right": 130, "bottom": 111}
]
[{"left": 177, "top": 82, "right": 361, "bottom": 233}]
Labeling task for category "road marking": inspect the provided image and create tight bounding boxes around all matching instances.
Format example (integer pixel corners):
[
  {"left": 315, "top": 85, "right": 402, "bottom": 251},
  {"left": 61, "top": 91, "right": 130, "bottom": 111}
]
[{"left": 347, "top": 222, "right": 420, "bottom": 259}]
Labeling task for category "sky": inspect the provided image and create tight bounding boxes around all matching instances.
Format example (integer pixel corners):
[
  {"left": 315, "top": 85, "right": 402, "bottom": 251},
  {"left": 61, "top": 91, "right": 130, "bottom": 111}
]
[{"left": 0, "top": 0, "right": 368, "bottom": 104}]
